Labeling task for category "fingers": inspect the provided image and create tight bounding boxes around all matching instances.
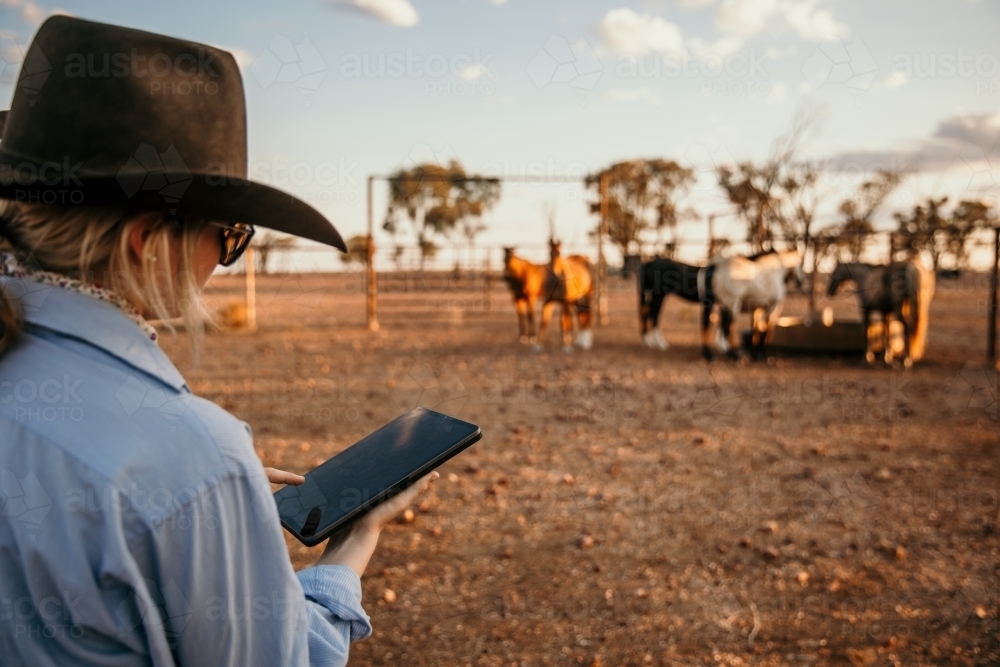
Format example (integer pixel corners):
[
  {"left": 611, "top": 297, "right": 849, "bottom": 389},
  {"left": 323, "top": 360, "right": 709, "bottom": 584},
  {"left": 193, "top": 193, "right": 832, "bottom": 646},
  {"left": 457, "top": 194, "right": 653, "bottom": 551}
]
[
  {"left": 358, "top": 471, "right": 440, "bottom": 531},
  {"left": 264, "top": 467, "right": 305, "bottom": 486}
]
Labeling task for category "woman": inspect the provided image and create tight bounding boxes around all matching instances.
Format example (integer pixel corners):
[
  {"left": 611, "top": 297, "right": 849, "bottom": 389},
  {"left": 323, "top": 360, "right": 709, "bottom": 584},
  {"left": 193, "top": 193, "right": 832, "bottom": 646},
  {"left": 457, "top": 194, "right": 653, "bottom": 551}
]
[{"left": 0, "top": 16, "right": 434, "bottom": 666}]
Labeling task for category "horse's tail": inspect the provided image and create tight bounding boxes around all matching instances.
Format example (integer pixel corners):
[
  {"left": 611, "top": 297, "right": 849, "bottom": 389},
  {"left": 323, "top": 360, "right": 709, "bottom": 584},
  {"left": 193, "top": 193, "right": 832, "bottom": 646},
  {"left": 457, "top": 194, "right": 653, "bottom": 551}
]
[{"left": 908, "top": 260, "right": 935, "bottom": 361}]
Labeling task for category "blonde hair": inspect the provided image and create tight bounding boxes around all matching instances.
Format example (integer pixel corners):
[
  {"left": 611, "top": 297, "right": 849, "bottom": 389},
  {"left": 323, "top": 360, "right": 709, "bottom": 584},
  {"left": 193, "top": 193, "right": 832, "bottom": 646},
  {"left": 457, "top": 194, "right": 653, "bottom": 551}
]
[{"left": 0, "top": 201, "right": 211, "bottom": 357}]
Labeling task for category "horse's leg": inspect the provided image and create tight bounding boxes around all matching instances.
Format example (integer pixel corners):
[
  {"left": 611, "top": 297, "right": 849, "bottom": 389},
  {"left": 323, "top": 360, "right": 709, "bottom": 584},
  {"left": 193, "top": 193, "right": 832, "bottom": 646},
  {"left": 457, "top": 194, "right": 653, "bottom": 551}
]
[
  {"left": 561, "top": 302, "right": 574, "bottom": 353},
  {"left": 575, "top": 295, "right": 593, "bottom": 350},
  {"left": 526, "top": 297, "right": 538, "bottom": 344},
  {"left": 535, "top": 300, "right": 556, "bottom": 352},
  {"left": 722, "top": 307, "right": 741, "bottom": 360},
  {"left": 863, "top": 307, "right": 876, "bottom": 365},
  {"left": 700, "top": 300, "right": 714, "bottom": 360},
  {"left": 645, "top": 293, "right": 668, "bottom": 350},
  {"left": 515, "top": 298, "right": 529, "bottom": 343}
]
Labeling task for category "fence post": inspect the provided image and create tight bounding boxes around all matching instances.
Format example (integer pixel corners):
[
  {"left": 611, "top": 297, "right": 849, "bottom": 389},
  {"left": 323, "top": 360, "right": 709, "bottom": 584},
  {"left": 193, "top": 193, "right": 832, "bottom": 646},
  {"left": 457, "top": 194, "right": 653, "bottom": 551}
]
[
  {"left": 366, "top": 175, "right": 379, "bottom": 332},
  {"left": 597, "top": 172, "right": 609, "bottom": 326},
  {"left": 989, "top": 226, "right": 998, "bottom": 364},
  {"left": 244, "top": 246, "right": 257, "bottom": 332},
  {"left": 484, "top": 247, "right": 492, "bottom": 313}
]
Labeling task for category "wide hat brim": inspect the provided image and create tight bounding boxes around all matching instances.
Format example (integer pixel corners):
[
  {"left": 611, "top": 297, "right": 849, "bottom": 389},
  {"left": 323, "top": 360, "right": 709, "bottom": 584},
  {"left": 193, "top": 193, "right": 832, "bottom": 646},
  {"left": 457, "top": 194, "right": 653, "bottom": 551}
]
[{"left": 0, "top": 155, "right": 347, "bottom": 251}]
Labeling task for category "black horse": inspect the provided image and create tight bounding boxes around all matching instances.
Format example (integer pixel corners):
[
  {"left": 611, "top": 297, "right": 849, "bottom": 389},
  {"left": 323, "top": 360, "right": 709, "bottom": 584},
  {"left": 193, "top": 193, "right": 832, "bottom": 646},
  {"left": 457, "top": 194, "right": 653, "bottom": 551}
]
[
  {"left": 638, "top": 258, "right": 731, "bottom": 352},
  {"left": 827, "top": 260, "right": 934, "bottom": 366}
]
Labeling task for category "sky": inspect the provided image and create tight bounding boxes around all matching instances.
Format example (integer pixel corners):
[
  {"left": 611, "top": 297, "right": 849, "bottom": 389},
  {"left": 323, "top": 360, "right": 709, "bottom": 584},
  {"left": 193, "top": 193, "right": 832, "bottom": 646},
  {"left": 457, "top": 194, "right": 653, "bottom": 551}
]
[{"left": 1, "top": 0, "right": 999, "bottom": 269}]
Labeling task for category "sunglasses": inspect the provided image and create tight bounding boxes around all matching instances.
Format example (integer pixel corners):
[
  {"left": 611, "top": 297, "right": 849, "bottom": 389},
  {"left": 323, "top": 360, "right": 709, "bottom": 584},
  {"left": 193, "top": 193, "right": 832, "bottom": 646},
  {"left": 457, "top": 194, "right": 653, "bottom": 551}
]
[{"left": 212, "top": 222, "right": 255, "bottom": 267}]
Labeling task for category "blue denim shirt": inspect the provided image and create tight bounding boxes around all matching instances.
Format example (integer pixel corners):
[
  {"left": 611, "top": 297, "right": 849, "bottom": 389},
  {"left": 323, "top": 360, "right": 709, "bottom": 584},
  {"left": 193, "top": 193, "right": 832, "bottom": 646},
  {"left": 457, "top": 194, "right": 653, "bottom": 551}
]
[{"left": 0, "top": 276, "right": 371, "bottom": 666}]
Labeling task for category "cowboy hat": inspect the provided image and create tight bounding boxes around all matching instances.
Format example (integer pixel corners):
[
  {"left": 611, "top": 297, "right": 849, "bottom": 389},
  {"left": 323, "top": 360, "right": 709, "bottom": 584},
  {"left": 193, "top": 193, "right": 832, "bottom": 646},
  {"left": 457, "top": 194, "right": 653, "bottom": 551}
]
[{"left": 0, "top": 16, "right": 346, "bottom": 251}]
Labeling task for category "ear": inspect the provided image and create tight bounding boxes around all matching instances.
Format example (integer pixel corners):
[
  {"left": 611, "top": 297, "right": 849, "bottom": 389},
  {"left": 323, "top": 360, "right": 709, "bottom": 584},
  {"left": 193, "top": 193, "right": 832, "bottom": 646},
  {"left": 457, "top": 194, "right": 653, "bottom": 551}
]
[{"left": 126, "top": 214, "right": 158, "bottom": 262}]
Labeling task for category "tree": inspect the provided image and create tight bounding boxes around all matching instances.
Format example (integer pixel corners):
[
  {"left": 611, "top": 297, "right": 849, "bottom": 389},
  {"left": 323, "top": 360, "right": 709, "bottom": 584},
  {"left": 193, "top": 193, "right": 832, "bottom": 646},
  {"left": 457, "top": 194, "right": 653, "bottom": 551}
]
[
  {"left": 893, "top": 197, "right": 994, "bottom": 270},
  {"left": 338, "top": 234, "right": 370, "bottom": 267},
  {"left": 586, "top": 159, "right": 695, "bottom": 258},
  {"left": 252, "top": 231, "right": 296, "bottom": 274},
  {"left": 716, "top": 107, "right": 822, "bottom": 252},
  {"left": 815, "top": 169, "right": 902, "bottom": 262},
  {"left": 384, "top": 161, "right": 500, "bottom": 270}
]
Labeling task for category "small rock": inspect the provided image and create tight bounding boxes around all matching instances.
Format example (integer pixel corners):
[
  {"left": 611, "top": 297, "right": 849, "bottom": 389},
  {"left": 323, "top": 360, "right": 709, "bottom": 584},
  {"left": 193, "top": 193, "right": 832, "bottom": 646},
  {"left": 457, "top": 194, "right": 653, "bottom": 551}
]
[
  {"left": 796, "top": 571, "right": 810, "bottom": 586},
  {"left": 760, "top": 520, "right": 779, "bottom": 533},
  {"left": 464, "top": 463, "right": 480, "bottom": 474},
  {"left": 383, "top": 589, "right": 396, "bottom": 603},
  {"left": 740, "top": 537, "right": 752, "bottom": 548},
  {"left": 761, "top": 546, "right": 779, "bottom": 560},
  {"left": 447, "top": 472, "right": 459, "bottom": 483},
  {"left": 402, "top": 509, "right": 415, "bottom": 523},
  {"left": 894, "top": 545, "right": 907, "bottom": 561},
  {"left": 634, "top": 588, "right": 648, "bottom": 599},
  {"left": 876, "top": 468, "right": 892, "bottom": 480},
  {"left": 429, "top": 525, "right": 442, "bottom": 537},
  {"left": 579, "top": 534, "right": 595, "bottom": 549},
  {"left": 299, "top": 442, "right": 310, "bottom": 453},
  {"left": 563, "top": 473, "right": 575, "bottom": 485},
  {"left": 502, "top": 547, "right": 513, "bottom": 559},
  {"left": 418, "top": 500, "right": 431, "bottom": 513}
]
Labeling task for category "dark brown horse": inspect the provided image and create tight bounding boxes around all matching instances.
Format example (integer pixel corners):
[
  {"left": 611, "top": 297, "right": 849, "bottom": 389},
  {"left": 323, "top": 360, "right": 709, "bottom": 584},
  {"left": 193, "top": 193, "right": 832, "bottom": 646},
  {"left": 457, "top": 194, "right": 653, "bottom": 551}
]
[{"left": 503, "top": 241, "right": 594, "bottom": 352}]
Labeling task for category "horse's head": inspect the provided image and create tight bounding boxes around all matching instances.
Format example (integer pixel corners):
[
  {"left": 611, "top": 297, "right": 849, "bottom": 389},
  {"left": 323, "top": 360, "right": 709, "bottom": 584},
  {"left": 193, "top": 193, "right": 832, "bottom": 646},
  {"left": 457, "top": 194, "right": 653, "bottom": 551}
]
[
  {"left": 548, "top": 239, "right": 562, "bottom": 260},
  {"left": 503, "top": 247, "right": 516, "bottom": 266},
  {"left": 827, "top": 262, "right": 852, "bottom": 296}
]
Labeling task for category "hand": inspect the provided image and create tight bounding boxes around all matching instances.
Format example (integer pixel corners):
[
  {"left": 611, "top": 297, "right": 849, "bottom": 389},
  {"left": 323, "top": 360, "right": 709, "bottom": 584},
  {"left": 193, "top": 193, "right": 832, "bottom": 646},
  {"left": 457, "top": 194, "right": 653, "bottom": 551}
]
[
  {"left": 317, "top": 471, "right": 439, "bottom": 577},
  {"left": 265, "top": 468, "right": 305, "bottom": 486}
]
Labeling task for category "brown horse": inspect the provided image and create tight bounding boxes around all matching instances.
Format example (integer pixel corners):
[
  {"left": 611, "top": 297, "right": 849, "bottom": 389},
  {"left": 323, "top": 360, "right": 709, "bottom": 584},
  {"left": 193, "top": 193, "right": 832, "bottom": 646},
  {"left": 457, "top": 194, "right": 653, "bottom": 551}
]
[{"left": 503, "top": 241, "right": 594, "bottom": 352}]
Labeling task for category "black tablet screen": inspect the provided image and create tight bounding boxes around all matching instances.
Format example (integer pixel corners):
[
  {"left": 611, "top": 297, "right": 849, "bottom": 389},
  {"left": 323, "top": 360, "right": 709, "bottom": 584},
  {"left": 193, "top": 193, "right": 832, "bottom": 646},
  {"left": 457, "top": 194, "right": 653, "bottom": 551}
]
[{"left": 273, "top": 408, "right": 479, "bottom": 541}]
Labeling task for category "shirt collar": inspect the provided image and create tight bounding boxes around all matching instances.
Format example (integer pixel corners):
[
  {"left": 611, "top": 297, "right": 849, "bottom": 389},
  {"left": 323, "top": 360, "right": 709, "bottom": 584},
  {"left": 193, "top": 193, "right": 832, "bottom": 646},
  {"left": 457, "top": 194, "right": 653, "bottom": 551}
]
[{"left": 0, "top": 275, "right": 187, "bottom": 391}]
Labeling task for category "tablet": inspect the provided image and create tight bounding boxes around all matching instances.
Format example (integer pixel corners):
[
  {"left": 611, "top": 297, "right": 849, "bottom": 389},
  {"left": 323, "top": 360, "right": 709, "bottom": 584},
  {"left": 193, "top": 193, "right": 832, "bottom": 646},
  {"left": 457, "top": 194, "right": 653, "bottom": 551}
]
[{"left": 273, "top": 407, "right": 482, "bottom": 546}]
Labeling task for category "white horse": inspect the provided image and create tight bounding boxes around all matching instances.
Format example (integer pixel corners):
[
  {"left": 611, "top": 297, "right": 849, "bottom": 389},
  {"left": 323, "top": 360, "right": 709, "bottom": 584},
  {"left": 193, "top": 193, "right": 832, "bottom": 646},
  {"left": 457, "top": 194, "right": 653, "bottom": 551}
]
[{"left": 699, "top": 250, "right": 803, "bottom": 360}]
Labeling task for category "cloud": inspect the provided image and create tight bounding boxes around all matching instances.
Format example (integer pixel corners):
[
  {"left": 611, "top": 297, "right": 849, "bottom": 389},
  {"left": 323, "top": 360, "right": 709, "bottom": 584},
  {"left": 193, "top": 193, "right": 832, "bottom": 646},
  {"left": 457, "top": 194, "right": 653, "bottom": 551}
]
[
  {"left": 716, "top": 0, "right": 847, "bottom": 41},
  {"left": 490, "top": 0, "right": 507, "bottom": 4},
  {"left": 765, "top": 79, "right": 787, "bottom": 104},
  {"left": 601, "top": 86, "right": 662, "bottom": 104},
  {"left": 884, "top": 70, "right": 907, "bottom": 89},
  {"left": 829, "top": 111, "right": 1000, "bottom": 172},
  {"left": 597, "top": 8, "right": 685, "bottom": 55},
  {"left": 597, "top": 1, "right": 847, "bottom": 62},
  {"left": 214, "top": 45, "right": 255, "bottom": 69},
  {"left": 1, "top": 0, "right": 47, "bottom": 25},
  {"left": 328, "top": 0, "right": 418, "bottom": 27},
  {"left": 456, "top": 63, "right": 490, "bottom": 80}
]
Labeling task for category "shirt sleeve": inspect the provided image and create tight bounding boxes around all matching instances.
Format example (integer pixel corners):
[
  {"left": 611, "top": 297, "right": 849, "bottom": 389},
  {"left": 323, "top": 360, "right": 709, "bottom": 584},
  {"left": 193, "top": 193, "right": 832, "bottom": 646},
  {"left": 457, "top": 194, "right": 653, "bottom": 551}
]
[{"left": 140, "top": 468, "right": 371, "bottom": 667}]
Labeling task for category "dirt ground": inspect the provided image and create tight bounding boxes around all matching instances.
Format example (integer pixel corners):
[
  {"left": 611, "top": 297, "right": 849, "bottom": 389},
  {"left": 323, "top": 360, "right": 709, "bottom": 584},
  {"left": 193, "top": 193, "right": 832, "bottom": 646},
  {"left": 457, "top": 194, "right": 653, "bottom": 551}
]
[{"left": 162, "top": 269, "right": 999, "bottom": 667}]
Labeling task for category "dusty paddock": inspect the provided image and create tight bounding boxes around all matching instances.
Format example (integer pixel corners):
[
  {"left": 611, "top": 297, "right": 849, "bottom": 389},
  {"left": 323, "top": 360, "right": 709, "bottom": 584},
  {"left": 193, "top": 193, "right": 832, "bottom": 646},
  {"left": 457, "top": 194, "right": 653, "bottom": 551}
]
[{"left": 162, "top": 270, "right": 999, "bottom": 667}]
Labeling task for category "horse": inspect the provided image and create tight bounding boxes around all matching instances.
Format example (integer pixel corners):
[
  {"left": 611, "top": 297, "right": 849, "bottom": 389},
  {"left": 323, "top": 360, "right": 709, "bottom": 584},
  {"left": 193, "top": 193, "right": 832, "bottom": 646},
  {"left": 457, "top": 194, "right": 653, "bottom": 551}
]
[
  {"left": 637, "top": 258, "right": 704, "bottom": 350},
  {"left": 701, "top": 250, "right": 804, "bottom": 361},
  {"left": 503, "top": 242, "right": 594, "bottom": 352},
  {"left": 827, "top": 260, "right": 935, "bottom": 366}
]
